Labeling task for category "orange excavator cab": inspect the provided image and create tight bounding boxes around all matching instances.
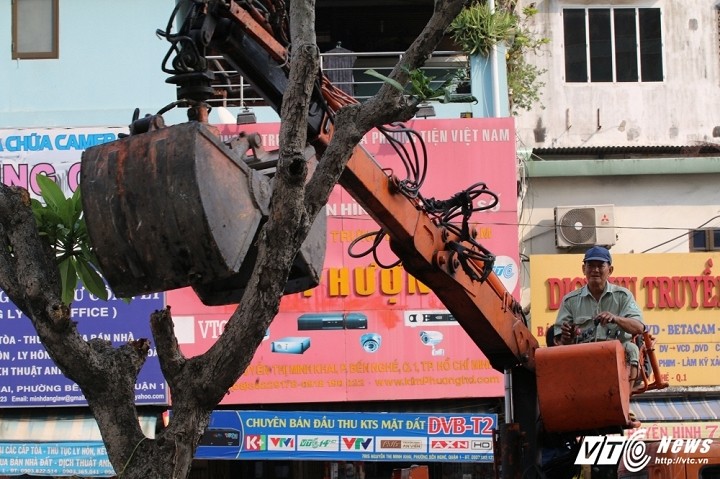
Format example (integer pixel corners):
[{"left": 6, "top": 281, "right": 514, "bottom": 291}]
[
  {"left": 537, "top": 341, "right": 633, "bottom": 433},
  {"left": 536, "top": 331, "right": 667, "bottom": 434}
]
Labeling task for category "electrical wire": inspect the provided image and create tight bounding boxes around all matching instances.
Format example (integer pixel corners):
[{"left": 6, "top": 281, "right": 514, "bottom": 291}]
[
  {"left": 347, "top": 230, "right": 401, "bottom": 269},
  {"left": 342, "top": 118, "right": 504, "bottom": 286},
  {"left": 156, "top": 0, "right": 204, "bottom": 75},
  {"left": 641, "top": 214, "right": 720, "bottom": 253},
  {"left": 379, "top": 123, "right": 429, "bottom": 198}
]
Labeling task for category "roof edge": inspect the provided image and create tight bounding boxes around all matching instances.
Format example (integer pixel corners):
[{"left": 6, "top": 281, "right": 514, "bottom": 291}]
[{"left": 525, "top": 157, "right": 720, "bottom": 177}]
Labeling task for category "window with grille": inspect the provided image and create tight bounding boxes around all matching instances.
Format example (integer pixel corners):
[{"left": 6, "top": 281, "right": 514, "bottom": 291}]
[
  {"left": 12, "top": 0, "right": 59, "bottom": 60},
  {"left": 563, "top": 7, "right": 663, "bottom": 83}
]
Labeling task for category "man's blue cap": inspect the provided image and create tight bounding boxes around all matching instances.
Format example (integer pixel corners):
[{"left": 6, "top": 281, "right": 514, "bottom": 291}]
[{"left": 583, "top": 246, "right": 612, "bottom": 264}]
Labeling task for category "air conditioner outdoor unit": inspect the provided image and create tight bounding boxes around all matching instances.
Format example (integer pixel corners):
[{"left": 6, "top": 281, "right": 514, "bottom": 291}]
[{"left": 554, "top": 205, "right": 616, "bottom": 248}]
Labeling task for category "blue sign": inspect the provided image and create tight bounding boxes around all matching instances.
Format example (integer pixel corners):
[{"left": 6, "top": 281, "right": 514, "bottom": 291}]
[
  {"left": 0, "top": 286, "right": 168, "bottom": 407},
  {"left": 196, "top": 411, "right": 496, "bottom": 462},
  {"left": 0, "top": 442, "right": 114, "bottom": 476}
]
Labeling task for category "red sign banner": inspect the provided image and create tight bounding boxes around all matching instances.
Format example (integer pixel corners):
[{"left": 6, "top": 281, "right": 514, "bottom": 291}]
[{"left": 169, "top": 118, "right": 518, "bottom": 404}]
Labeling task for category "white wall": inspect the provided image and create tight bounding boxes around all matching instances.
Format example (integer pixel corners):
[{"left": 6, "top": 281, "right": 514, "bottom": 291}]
[
  {"left": 520, "top": 173, "right": 720, "bottom": 254},
  {"left": 517, "top": 170, "right": 720, "bottom": 305},
  {"left": 0, "top": 1, "right": 188, "bottom": 127},
  {"left": 514, "top": 0, "right": 720, "bottom": 149}
]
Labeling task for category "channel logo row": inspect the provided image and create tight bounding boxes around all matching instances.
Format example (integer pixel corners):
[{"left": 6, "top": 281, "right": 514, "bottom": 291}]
[{"left": 242, "top": 435, "right": 492, "bottom": 452}]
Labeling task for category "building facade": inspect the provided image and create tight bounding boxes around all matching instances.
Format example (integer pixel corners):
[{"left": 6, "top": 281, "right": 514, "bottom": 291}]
[{"left": 512, "top": 0, "right": 720, "bottom": 464}]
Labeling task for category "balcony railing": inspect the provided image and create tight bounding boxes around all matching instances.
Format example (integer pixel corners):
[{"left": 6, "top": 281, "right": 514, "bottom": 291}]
[{"left": 205, "top": 50, "right": 469, "bottom": 108}]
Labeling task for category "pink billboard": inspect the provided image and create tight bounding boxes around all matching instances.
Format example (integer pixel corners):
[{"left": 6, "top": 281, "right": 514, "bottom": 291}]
[{"left": 168, "top": 118, "right": 518, "bottom": 404}]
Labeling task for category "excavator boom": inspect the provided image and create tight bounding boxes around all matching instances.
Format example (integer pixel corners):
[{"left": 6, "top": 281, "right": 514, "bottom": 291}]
[{"left": 207, "top": 0, "right": 538, "bottom": 371}]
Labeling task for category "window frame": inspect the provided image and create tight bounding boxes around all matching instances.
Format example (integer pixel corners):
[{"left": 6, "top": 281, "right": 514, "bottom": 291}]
[
  {"left": 689, "top": 228, "right": 720, "bottom": 252},
  {"left": 11, "top": 0, "right": 60, "bottom": 60},
  {"left": 562, "top": 6, "right": 664, "bottom": 84}
]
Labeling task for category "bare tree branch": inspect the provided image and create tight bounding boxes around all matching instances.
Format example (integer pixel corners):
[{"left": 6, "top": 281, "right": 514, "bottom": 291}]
[
  {"left": 188, "top": 0, "right": 322, "bottom": 404},
  {"left": 0, "top": 185, "right": 53, "bottom": 312},
  {"left": 150, "top": 307, "right": 187, "bottom": 382}
]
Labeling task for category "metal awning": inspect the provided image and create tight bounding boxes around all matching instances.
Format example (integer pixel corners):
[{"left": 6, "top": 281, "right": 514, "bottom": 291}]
[
  {"left": 0, "top": 412, "right": 157, "bottom": 477},
  {"left": 631, "top": 398, "right": 720, "bottom": 422},
  {"left": 0, "top": 411, "right": 156, "bottom": 441}
]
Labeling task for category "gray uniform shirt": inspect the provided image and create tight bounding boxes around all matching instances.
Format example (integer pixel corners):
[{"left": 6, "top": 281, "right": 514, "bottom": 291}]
[{"left": 553, "top": 282, "right": 643, "bottom": 344}]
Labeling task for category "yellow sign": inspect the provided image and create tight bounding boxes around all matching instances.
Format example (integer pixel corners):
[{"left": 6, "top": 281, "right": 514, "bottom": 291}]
[
  {"left": 624, "top": 422, "right": 720, "bottom": 439},
  {"left": 530, "top": 253, "right": 720, "bottom": 387}
]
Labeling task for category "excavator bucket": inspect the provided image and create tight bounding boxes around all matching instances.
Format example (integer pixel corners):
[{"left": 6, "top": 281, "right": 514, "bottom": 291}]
[
  {"left": 192, "top": 204, "right": 327, "bottom": 306},
  {"left": 80, "top": 121, "right": 326, "bottom": 304},
  {"left": 535, "top": 341, "right": 631, "bottom": 433}
]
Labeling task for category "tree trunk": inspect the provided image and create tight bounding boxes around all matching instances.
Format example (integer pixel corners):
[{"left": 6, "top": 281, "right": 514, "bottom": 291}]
[{"left": 0, "top": 1, "right": 466, "bottom": 478}]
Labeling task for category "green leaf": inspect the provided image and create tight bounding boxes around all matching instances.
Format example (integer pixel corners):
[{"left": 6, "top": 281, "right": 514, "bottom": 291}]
[
  {"left": 35, "top": 174, "right": 66, "bottom": 215},
  {"left": 76, "top": 259, "right": 108, "bottom": 301},
  {"left": 58, "top": 258, "right": 77, "bottom": 305},
  {"left": 37, "top": 174, "right": 75, "bottom": 227},
  {"left": 32, "top": 176, "right": 117, "bottom": 304},
  {"left": 71, "top": 186, "right": 83, "bottom": 225},
  {"left": 30, "top": 198, "right": 44, "bottom": 221},
  {"left": 449, "top": 0, "right": 548, "bottom": 113},
  {"left": 364, "top": 69, "right": 405, "bottom": 93},
  {"left": 79, "top": 242, "right": 99, "bottom": 265}
]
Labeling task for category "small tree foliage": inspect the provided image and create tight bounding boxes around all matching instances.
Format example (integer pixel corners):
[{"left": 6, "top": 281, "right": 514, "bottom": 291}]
[
  {"left": 30, "top": 175, "right": 108, "bottom": 304},
  {"left": 448, "top": 1, "right": 548, "bottom": 113}
]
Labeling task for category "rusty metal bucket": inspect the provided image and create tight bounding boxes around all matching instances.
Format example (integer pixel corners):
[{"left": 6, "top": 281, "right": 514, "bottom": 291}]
[
  {"left": 80, "top": 121, "right": 325, "bottom": 304},
  {"left": 536, "top": 341, "right": 631, "bottom": 433},
  {"left": 192, "top": 206, "right": 327, "bottom": 305}
]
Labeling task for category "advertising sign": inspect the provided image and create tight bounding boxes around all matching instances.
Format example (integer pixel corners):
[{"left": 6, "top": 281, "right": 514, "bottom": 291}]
[
  {"left": 169, "top": 118, "right": 519, "bottom": 404},
  {"left": 0, "top": 286, "right": 167, "bottom": 406},
  {"left": 0, "top": 442, "right": 113, "bottom": 477},
  {"left": 195, "top": 410, "right": 497, "bottom": 462},
  {"left": 0, "top": 127, "right": 125, "bottom": 196},
  {"left": 0, "top": 127, "right": 168, "bottom": 407},
  {"left": 530, "top": 253, "right": 720, "bottom": 387},
  {"left": 623, "top": 422, "right": 720, "bottom": 440}
]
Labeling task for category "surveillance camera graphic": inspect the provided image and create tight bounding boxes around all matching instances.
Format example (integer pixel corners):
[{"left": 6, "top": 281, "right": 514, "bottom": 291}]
[
  {"left": 360, "top": 333, "right": 382, "bottom": 353},
  {"left": 419, "top": 330, "right": 445, "bottom": 356}
]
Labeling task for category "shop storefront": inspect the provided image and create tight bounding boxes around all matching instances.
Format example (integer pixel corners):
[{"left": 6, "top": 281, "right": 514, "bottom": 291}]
[
  {"left": 169, "top": 119, "right": 518, "bottom": 405},
  {"left": 629, "top": 397, "right": 720, "bottom": 439},
  {"left": 1, "top": 119, "right": 519, "bottom": 477},
  {"left": 530, "top": 253, "right": 720, "bottom": 388}
]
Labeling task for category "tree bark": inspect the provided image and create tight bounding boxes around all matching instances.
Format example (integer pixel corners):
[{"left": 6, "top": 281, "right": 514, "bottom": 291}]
[{"left": 0, "top": 1, "right": 466, "bottom": 478}]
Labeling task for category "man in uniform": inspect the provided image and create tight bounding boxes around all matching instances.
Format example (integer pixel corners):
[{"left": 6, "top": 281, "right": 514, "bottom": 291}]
[{"left": 553, "top": 246, "right": 645, "bottom": 385}]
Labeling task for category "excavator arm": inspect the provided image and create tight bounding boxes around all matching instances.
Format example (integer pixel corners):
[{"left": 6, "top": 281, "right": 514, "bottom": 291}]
[
  {"left": 184, "top": 0, "right": 538, "bottom": 370},
  {"left": 79, "top": 1, "right": 668, "bottom": 477},
  {"left": 88, "top": 0, "right": 538, "bottom": 372},
  {"left": 339, "top": 146, "right": 537, "bottom": 371}
]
